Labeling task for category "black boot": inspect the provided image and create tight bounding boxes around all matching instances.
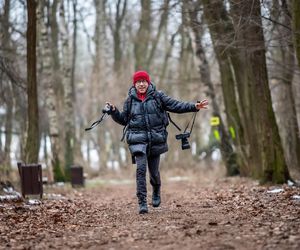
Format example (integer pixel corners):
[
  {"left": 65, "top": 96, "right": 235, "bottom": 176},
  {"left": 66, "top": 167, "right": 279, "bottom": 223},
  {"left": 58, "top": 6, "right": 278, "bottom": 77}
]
[
  {"left": 138, "top": 198, "right": 148, "bottom": 214},
  {"left": 152, "top": 187, "right": 161, "bottom": 207}
]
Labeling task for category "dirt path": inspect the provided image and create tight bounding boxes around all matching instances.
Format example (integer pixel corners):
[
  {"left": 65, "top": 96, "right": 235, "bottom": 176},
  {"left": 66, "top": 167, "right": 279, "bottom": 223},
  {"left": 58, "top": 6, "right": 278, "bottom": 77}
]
[{"left": 1, "top": 174, "right": 300, "bottom": 250}]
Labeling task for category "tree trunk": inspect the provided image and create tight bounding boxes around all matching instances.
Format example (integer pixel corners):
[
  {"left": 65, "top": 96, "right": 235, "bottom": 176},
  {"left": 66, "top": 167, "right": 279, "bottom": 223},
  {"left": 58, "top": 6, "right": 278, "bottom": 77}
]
[
  {"left": 59, "top": 2, "right": 75, "bottom": 180},
  {"left": 268, "top": 0, "right": 300, "bottom": 180},
  {"left": 229, "top": 1, "right": 261, "bottom": 176},
  {"left": 71, "top": 0, "right": 77, "bottom": 100},
  {"left": 179, "top": 1, "right": 193, "bottom": 97},
  {"left": 70, "top": 0, "right": 85, "bottom": 168},
  {"left": 50, "top": 0, "right": 62, "bottom": 98},
  {"left": 25, "top": 0, "right": 39, "bottom": 163},
  {"left": 39, "top": 0, "right": 63, "bottom": 182},
  {"left": 202, "top": 0, "right": 242, "bottom": 174},
  {"left": 146, "top": 0, "right": 170, "bottom": 69},
  {"left": 189, "top": 2, "right": 239, "bottom": 176},
  {"left": 93, "top": 0, "right": 108, "bottom": 170},
  {"left": 50, "top": 0, "right": 65, "bottom": 169},
  {"left": 292, "top": 0, "right": 300, "bottom": 66},
  {"left": 159, "top": 29, "right": 179, "bottom": 84},
  {"left": 134, "top": 0, "right": 151, "bottom": 70},
  {"left": 3, "top": 83, "right": 13, "bottom": 172},
  {"left": 112, "top": 0, "right": 127, "bottom": 72},
  {"left": 231, "top": 0, "right": 290, "bottom": 183},
  {"left": 1, "top": 0, "right": 13, "bottom": 176}
]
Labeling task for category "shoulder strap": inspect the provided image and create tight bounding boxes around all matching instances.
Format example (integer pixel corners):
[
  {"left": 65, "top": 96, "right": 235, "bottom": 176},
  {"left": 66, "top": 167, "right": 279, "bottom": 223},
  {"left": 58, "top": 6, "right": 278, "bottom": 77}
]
[
  {"left": 125, "top": 96, "right": 133, "bottom": 120},
  {"left": 152, "top": 91, "right": 163, "bottom": 111},
  {"left": 153, "top": 91, "right": 182, "bottom": 131},
  {"left": 121, "top": 96, "right": 133, "bottom": 142}
]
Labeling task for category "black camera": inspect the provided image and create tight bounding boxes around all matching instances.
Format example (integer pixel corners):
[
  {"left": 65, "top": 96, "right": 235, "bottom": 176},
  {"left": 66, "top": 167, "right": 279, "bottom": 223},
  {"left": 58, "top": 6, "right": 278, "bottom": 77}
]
[
  {"left": 175, "top": 132, "right": 191, "bottom": 150},
  {"left": 102, "top": 104, "right": 113, "bottom": 115}
]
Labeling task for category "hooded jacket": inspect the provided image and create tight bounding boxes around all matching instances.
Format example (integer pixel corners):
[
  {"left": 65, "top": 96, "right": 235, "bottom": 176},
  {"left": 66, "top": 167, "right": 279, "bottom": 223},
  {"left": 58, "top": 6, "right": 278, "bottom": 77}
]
[{"left": 111, "top": 83, "right": 197, "bottom": 156}]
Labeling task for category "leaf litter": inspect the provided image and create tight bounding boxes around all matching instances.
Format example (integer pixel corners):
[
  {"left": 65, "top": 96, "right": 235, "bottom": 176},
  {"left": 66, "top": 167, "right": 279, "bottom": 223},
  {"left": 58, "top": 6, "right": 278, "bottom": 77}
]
[{"left": 0, "top": 176, "right": 299, "bottom": 249}]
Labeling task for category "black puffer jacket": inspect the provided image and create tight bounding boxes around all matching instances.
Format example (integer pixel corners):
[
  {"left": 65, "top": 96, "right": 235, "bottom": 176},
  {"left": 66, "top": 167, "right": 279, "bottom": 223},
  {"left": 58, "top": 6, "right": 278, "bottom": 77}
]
[{"left": 111, "top": 83, "right": 197, "bottom": 155}]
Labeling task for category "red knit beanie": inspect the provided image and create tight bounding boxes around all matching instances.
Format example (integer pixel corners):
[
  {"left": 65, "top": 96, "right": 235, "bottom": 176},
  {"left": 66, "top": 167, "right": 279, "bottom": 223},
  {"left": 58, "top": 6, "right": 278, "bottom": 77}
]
[{"left": 132, "top": 71, "right": 150, "bottom": 85}]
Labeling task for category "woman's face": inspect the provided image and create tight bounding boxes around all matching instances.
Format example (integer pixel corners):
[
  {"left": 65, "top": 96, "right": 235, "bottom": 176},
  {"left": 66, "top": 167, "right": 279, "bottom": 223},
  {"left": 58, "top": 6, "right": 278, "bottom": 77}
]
[{"left": 135, "top": 80, "right": 149, "bottom": 94}]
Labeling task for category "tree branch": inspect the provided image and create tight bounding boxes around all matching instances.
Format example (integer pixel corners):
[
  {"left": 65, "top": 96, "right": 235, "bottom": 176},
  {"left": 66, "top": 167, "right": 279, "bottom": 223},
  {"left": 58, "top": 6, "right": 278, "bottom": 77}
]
[{"left": 261, "top": 15, "right": 292, "bottom": 31}]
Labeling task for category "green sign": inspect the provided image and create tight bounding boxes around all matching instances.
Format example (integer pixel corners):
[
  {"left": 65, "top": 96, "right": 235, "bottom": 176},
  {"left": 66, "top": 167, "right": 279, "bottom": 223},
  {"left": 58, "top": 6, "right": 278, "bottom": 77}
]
[{"left": 213, "top": 129, "right": 220, "bottom": 141}]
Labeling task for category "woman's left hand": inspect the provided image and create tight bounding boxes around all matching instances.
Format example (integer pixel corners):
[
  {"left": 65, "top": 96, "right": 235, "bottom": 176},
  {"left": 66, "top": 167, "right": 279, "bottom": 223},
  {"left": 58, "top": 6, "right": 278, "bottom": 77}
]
[{"left": 195, "top": 99, "right": 208, "bottom": 110}]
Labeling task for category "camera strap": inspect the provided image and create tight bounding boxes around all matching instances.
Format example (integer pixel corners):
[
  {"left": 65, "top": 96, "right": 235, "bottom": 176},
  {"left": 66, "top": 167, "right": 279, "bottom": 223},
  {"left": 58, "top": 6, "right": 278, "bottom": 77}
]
[
  {"left": 168, "top": 111, "right": 197, "bottom": 134},
  {"left": 184, "top": 112, "right": 197, "bottom": 134},
  {"left": 167, "top": 113, "right": 182, "bottom": 131},
  {"left": 85, "top": 113, "right": 108, "bottom": 131}
]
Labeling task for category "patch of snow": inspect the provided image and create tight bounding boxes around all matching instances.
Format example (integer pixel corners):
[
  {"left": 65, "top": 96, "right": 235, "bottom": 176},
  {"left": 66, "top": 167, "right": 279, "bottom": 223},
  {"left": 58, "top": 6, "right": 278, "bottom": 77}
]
[
  {"left": 56, "top": 182, "right": 65, "bottom": 187},
  {"left": 27, "top": 199, "right": 41, "bottom": 205},
  {"left": 168, "top": 176, "right": 190, "bottom": 182},
  {"left": 292, "top": 195, "right": 300, "bottom": 200},
  {"left": 0, "top": 195, "right": 21, "bottom": 201},
  {"left": 267, "top": 188, "right": 284, "bottom": 194},
  {"left": 44, "top": 193, "right": 65, "bottom": 200}
]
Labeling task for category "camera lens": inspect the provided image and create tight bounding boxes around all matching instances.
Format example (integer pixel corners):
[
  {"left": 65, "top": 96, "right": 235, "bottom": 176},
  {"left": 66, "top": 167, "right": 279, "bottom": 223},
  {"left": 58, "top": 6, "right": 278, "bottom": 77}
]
[
  {"left": 102, "top": 105, "right": 112, "bottom": 114},
  {"left": 181, "top": 138, "right": 190, "bottom": 150}
]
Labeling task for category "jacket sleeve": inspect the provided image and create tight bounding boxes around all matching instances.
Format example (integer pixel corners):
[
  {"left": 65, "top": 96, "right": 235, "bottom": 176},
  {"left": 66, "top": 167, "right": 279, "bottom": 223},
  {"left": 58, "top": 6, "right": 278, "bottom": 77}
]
[
  {"left": 158, "top": 91, "right": 197, "bottom": 113},
  {"left": 111, "top": 98, "right": 130, "bottom": 126}
]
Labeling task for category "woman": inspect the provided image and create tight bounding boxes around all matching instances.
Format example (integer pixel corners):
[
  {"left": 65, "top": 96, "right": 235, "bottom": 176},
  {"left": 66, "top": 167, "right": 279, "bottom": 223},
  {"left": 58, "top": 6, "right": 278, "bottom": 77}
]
[{"left": 108, "top": 70, "right": 208, "bottom": 214}]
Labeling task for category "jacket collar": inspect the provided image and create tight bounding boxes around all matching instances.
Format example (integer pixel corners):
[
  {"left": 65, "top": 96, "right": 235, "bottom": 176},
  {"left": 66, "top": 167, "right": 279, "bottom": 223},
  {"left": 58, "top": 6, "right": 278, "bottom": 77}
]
[{"left": 129, "top": 82, "right": 156, "bottom": 101}]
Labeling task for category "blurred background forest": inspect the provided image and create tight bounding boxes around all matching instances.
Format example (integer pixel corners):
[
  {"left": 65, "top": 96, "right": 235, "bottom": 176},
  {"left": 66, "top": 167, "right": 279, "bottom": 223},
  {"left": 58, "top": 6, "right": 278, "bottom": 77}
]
[{"left": 0, "top": 0, "right": 300, "bottom": 184}]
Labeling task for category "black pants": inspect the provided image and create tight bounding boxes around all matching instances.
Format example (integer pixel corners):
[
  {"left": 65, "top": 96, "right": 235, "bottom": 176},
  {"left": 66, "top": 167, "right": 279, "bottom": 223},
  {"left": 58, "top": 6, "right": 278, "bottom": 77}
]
[{"left": 135, "top": 153, "right": 161, "bottom": 201}]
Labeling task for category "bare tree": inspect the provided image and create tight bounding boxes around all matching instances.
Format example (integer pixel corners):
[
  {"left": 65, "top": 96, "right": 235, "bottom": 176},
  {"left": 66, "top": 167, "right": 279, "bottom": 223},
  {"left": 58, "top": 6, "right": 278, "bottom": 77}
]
[
  {"left": 25, "top": 0, "right": 39, "bottom": 163},
  {"left": 92, "top": 0, "right": 109, "bottom": 170},
  {"left": 59, "top": 1, "right": 76, "bottom": 179},
  {"left": 159, "top": 29, "right": 179, "bottom": 83},
  {"left": 266, "top": 0, "right": 300, "bottom": 180},
  {"left": 0, "top": 1, "right": 27, "bottom": 172},
  {"left": 146, "top": 0, "right": 170, "bottom": 68},
  {"left": 134, "top": 0, "right": 151, "bottom": 70},
  {"left": 230, "top": 0, "right": 289, "bottom": 183},
  {"left": 189, "top": 1, "right": 239, "bottom": 176},
  {"left": 0, "top": 0, "right": 13, "bottom": 177},
  {"left": 71, "top": 0, "right": 77, "bottom": 95},
  {"left": 292, "top": 0, "right": 300, "bottom": 66},
  {"left": 39, "top": 0, "right": 64, "bottom": 182},
  {"left": 106, "top": 0, "right": 127, "bottom": 72},
  {"left": 133, "top": 0, "right": 170, "bottom": 71}
]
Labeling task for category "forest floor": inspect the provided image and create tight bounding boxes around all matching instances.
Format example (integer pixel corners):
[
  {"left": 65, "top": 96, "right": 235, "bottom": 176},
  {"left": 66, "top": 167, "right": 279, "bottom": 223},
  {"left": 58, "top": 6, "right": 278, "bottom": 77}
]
[{"left": 0, "top": 166, "right": 300, "bottom": 250}]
